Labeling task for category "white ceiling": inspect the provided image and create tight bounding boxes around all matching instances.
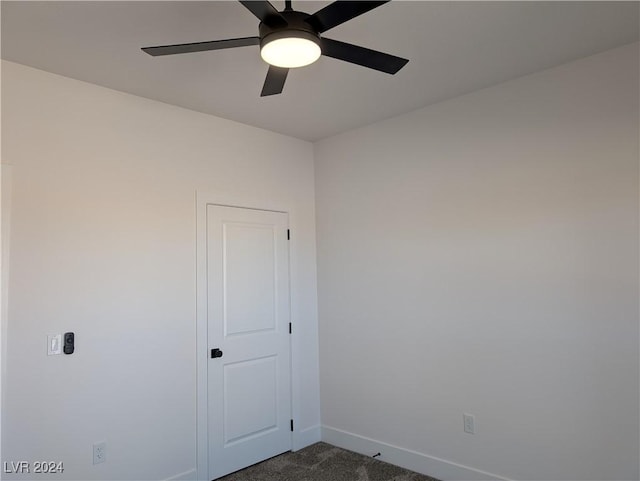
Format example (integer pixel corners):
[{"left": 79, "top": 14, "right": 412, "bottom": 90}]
[{"left": 2, "top": 1, "right": 638, "bottom": 141}]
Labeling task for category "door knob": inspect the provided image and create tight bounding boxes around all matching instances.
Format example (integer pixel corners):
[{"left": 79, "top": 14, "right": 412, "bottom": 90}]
[{"left": 211, "top": 348, "right": 223, "bottom": 359}]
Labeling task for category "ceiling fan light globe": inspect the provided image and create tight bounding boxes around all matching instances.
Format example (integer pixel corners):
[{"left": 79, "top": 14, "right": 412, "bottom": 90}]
[{"left": 260, "top": 35, "right": 321, "bottom": 68}]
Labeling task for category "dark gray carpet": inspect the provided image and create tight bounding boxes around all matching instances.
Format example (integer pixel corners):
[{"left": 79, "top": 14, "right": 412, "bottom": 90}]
[{"left": 217, "top": 442, "right": 440, "bottom": 481}]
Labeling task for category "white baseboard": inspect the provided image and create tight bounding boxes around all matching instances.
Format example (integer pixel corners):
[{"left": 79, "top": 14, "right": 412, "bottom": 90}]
[
  {"left": 164, "top": 468, "right": 197, "bottom": 481},
  {"left": 321, "top": 426, "right": 511, "bottom": 481},
  {"left": 293, "top": 424, "right": 322, "bottom": 451}
]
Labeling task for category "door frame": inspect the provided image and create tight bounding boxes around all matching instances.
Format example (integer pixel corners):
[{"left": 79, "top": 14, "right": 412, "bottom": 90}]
[
  {"left": 1, "top": 164, "right": 13, "bottom": 468},
  {"left": 196, "top": 191, "right": 299, "bottom": 481}
]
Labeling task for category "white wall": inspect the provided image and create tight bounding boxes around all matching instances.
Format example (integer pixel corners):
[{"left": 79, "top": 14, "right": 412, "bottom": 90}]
[
  {"left": 1, "top": 60, "right": 320, "bottom": 480},
  {"left": 315, "top": 42, "right": 639, "bottom": 481}
]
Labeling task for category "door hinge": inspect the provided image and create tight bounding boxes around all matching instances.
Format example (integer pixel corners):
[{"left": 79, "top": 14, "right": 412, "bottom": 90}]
[
  {"left": 287, "top": 229, "right": 290, "bottom": 240},
  {"left": 289, "top": 323, "right": 292, "bottom": 334},
  {"left": 290, "top": 419, "right": 294, "bottom": 432}
]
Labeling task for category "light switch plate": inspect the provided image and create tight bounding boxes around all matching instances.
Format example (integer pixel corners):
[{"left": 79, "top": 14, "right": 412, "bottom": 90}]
[{"left": 48, "top": 334, "right": 62, "bottom": 355}]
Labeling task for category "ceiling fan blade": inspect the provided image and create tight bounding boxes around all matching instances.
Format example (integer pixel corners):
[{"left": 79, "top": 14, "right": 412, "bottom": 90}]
[
  {"left": 320, "top": 37, "right": 408, "bottom": 74},
  {"left": 239, "top": 1, "right": 287, "bottom": 28},
  {"left": 306, "top": 1, "right": 389, "bottom": 33},
  {"left": 261, "top": 66, "right": 289, "bottom": 96},
  {"left": 142, "top": 37, "right": 260, "bottom": 56}
]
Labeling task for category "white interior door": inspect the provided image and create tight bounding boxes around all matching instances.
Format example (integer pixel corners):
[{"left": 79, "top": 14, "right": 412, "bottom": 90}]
[{"left": 207, "top": 205, "right": 291, "bottom": 480}]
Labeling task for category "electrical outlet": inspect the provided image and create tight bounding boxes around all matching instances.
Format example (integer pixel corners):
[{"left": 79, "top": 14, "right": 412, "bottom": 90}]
[
  {"left": 93, "top": 442, "right": 106, "bottom": 465},
  {"left": 463, "top": 413, "right": 475, "bottom": 434}
]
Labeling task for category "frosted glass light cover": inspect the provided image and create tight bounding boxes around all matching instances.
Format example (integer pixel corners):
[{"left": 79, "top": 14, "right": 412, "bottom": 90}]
[{"left": 261, "top": 37, "right": 321, "bottom": 68}]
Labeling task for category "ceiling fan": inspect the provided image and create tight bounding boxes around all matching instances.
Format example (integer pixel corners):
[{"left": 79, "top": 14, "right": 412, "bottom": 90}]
[{"left": 141, "top": 0, "right": 409, "bottom": 97}]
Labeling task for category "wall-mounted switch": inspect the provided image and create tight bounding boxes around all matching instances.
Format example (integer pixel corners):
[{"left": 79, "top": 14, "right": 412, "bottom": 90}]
[
  {"left": 47, "top": 334, "right": 62, "bottom": 355},
  {"left": 63, "top": 332, "right": 74, "bottom": 354}
]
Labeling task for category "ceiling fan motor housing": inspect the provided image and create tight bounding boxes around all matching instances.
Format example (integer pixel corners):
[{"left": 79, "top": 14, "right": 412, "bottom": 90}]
[{"left": 259, "top": 10, "right": 321, "bottom": 50}]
